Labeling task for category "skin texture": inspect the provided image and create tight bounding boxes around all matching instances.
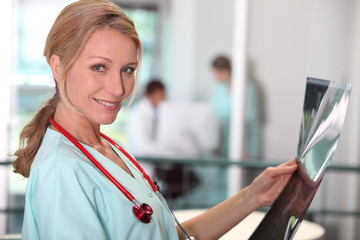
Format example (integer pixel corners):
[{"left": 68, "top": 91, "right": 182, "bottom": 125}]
[
  {"left": 51, "top": 28, "right": 138, "bottom": 127},
  {"left": 50, "top": 28, "right": 138, "bottom": 175}
]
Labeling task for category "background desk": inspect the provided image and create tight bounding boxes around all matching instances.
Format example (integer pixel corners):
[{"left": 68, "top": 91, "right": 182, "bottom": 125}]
[
  {"left": 174, "top": 209, "right": 325, "bottom": 240},
  {"left": 0, "top": 210, "right": 325, "bottom": 240},
  {"left": 0, "top": 234, "right": 20, "bottom": 240}
]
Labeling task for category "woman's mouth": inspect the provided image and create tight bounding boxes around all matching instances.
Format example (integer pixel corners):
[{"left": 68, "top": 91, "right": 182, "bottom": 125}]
[{"left": 94, "top": 98, "right": 118, "bottom": 108}]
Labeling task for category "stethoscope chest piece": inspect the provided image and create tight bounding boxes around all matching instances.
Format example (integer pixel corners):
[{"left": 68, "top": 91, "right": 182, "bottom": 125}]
[
  {"left": 133, "top": 203, "right": 153, "bottom": 224},
  {"left": 49, "top": 117, "right": 194, "bottom": 237}
]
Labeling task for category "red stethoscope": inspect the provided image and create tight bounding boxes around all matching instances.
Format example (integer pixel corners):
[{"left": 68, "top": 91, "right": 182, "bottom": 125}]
[{"left": 49, "top": 117, "right": 194, "bottom": 240}]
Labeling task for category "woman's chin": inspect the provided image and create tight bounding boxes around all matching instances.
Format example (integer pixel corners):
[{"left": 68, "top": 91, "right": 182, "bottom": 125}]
[
  {"left": 101, "top": 118, "right": 117, "bottom": 125},
  {"left": 96, "top": 115, "right": 118, "bottom": 125}
]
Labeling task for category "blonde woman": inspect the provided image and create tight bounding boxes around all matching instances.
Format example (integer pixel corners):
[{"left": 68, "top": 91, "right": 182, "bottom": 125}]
[{"left": 13, "top": 0, "right": 297, "bottom": 239}]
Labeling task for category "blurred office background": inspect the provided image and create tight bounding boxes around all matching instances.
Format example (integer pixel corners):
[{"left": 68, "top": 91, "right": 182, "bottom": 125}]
[{"left": 1, "top": 0, "right": 360, "bottom": 239}]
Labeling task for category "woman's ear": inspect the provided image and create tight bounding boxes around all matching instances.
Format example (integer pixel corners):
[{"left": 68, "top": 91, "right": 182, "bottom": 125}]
[{"left": 49, "top": 55, "right": 62, "bottom": 83}]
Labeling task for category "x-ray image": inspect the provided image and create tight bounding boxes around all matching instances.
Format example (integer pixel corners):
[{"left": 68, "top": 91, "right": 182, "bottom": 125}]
[
  {"left": 250, "top": 77, "right": 351, "bottom": 240},
  {"left": 297, "top": 78, "right": 351, "bottom": 181}
]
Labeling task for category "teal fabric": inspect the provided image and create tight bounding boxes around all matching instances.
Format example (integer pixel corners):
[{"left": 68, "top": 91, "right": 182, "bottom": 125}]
[
  {"left": 22, "top": 128, "right": 178, "bottom": 240},
  {"left": 211, "top": 82, "right": 232, "bottom": 157},
  {"left": 211, "top": 81, "right": 263, "bottom": 159},
  {"left": 244, "top": 80, "right": 262, "bottom": 158},
  {"left": 210, "top": 82, "right": 231, "bottom": 202}
]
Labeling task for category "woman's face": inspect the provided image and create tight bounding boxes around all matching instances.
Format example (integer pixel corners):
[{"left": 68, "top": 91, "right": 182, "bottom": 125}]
[{"left": 65, "top": 28, "right": 138, "bottom": 125}]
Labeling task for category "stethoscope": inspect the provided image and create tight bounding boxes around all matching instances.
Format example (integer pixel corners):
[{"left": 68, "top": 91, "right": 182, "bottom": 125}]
[{"left": 49, "top": 117, "right": 194, "bottom": 240}]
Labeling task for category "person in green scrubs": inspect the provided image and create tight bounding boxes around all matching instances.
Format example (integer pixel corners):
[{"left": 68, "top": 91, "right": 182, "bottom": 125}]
[{"left": 12, "top": 0, "right": 297, "bottom": 239}]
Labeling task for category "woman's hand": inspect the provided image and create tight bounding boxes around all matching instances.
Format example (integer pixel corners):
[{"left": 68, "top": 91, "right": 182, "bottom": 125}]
[
  {"left": 246, "top": 158, "right": 298, "bottom": 209},
  {"left": 177, "top": 158, "right": 298, "bottom": 240}
]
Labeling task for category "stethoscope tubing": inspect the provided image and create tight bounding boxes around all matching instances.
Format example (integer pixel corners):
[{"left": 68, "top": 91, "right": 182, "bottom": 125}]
[
  {"left": 155, "top": 191, "right": 193, "bottom": 240},
  {"left": 100, "top": 133, "right": 159, "bottom": 192},
  {"left": 49, "top": 117, "right": 194, "bottom": 239},
  {"left": 49, "top": 117, "right": 138, "bottom": 201}
]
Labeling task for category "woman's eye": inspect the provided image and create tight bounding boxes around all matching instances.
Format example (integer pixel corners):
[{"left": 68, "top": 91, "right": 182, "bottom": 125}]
[
  {"left": 91, "top": 64, "right": 106, "bottom": 72},
  {"left": 121, "top": 67, "right": 135, "bottom": 75}
]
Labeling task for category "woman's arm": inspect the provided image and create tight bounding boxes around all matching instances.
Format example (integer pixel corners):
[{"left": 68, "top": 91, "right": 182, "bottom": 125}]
[{"left": 176, "top": 158, "right": 298, "bottom": 240}]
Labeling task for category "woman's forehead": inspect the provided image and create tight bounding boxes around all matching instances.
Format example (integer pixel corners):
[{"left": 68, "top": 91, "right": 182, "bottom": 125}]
[{"left": 79, "top": 28, "right": 138, "bottom": 62}]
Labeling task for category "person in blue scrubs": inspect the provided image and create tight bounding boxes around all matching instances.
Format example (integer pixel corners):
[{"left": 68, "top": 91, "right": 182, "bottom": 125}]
[
  {"left": 211, "top": 56, "right": 233, "bottom": 158},
  {"left": 12, "top": 0, "right": 298, "bottom": 239}
]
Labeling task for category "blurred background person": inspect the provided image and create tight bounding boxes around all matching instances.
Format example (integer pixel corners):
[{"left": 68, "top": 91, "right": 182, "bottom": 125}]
[
  {"left": 127, "top": 79, "right": 167, "bottom": 159},
  {"left": 127, "top": 79, "right": 199, "bottom": 200},
  {"left": 211, "top": 56, "right": 264, "bottom": 160},
  {"left": 209, "top": 56, "right": 233, "bottom": 203},
  {"left": 244, "top": 61, "right": 266, "bottom": 161},
  {"left": 211, "top": 55, "right": 265, "bottom": 186},
  {"left": 211, "top": 56, "right": 232, "bottom": 158}
]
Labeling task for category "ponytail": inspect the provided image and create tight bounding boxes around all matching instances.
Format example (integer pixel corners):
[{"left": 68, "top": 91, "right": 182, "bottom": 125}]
[
  {"left": 13, "top": 0, "right": 142, "bottom": 178},
  {"left": 12, "top": 92, "right": 58, "bottom": 178}
]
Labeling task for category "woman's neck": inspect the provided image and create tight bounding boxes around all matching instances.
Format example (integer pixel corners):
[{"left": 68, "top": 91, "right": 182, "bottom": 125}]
[{"left": 52, "top": 103, "right": 103, "bottom": 148}]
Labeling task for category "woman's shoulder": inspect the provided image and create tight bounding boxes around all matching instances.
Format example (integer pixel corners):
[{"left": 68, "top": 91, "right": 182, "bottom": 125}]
[
  {"left": 27, "top": 128, "right": 111, "bottom": 201},
  {"left": 32, "top": 128, "right": 85, "bottom": 167},
  {"left": 29, "top": 128, "right": 100, "bottom": 183}
]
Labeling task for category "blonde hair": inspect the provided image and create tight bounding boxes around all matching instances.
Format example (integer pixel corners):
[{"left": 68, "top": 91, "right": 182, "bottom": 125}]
[{"left": 13, "top": 0, "right": 142, "bottom": 177}]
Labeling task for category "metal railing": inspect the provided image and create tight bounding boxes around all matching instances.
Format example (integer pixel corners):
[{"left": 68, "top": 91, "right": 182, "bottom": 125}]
[{"left": 2, "top": 157, "right": 360, "bottom": 217}]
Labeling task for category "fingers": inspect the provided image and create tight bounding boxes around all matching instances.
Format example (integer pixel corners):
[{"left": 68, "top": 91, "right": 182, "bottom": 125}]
[
  {"left": 270, "top": 158, "right": 298, "bottom": 177},
  {"left": 282, "top": 157, "right": 297, "bottom": 167}
]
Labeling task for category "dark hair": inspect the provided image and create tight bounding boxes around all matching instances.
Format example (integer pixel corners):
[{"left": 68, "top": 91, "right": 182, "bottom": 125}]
[
  {"left": 212, "top": 55, "right": 231, "bottom": 73},
  {"left": 145, "top": 79, "right": 165, "bottom": 95}
]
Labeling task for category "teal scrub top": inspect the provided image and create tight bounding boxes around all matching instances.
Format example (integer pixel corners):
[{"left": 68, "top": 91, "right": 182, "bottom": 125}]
[
  {"left": 22, "top": 128, "right": 179, "bottom": 240},
  {"left": 211, "top": 82, "right": 231, "bottom": 157}
]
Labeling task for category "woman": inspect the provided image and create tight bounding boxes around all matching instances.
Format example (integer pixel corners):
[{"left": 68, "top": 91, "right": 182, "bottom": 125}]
[{"left": 13, "top": 0, "right": 297, "bottom": 239}]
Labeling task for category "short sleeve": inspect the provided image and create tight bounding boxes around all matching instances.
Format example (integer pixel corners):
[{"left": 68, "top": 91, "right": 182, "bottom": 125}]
[{"left": 22, "top": 156, "right": 108, "bottom": 240}]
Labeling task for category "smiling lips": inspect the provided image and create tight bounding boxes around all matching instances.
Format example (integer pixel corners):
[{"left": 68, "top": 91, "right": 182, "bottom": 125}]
[{"left": 94, "top": 98, "right": 119, "bottom": 108}]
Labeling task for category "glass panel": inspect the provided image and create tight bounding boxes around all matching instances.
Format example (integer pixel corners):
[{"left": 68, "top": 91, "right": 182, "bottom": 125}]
[
  {"left": 122, "top": 7, "right": 159, "bottom": 87},
  {"left": 15, "top": 2, "right": 63, "bottom": 79}
]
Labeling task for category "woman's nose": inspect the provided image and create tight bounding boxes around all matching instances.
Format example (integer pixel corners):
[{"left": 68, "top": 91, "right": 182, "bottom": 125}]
[{"left": 105, "top": 72, "right": 125, "bottom": 97}]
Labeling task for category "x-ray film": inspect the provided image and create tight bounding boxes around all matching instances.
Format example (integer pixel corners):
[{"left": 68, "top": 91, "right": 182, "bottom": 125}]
[
  {"left": 297, "top": 78, "right": 351, "bottom": 181},
  {"left": 250, "top": 77, "right": 351, "bottom": 240}
]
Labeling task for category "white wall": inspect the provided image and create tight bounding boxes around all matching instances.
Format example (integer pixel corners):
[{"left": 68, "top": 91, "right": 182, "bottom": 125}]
[
  {"left": 247, "top": 0, "right": 358, "bottom": 239},
  {"left": 347, "top": 1, "right": 360, "bottom": 237},
  {"left": 165, "top": 0, "right": 197, "bottom": 101},
  {"left": 165, "top": 0, "right": 235, "bottom": 102},
  {"left": 307, "top": 0, "right": 358, "bottom": 239},
  {"left": 194, "top": 0, "right": 235, "bottom": 101},
  {"left": 247, "top": 0, "right": 311, "bottom": 159}
]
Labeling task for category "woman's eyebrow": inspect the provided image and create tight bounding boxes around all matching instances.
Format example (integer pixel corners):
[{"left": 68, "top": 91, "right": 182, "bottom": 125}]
[
  {"left": 88, "top": 56, "right": 112, "bottom": 62},
  {"left": 125, "top": 62, "right": 138, "bottom": 66},
  {"left": 88, "top": 56, "right": 138, "bottom": 66}
]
